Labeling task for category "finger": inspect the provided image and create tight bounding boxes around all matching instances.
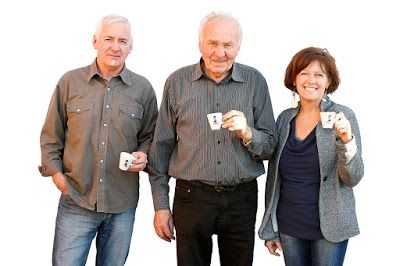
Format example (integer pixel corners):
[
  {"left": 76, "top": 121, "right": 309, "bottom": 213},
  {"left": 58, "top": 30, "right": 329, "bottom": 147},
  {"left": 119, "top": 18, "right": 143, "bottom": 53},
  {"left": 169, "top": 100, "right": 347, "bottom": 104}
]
[
  {"left": 154, "top": 222, "right": 171, "bottom": 242},
  {"left": 133, "top": 157, "right": 148, "bottom": 164},
  {"left": 160, "top": 224, "right": 173, "bottom": 241},
  {"left": 168, "top": 218, "right": 176, "bottom": 240},
  {"left": 266, "top": 241, "right": 281, "bottom": 256},
  {"left": 223, "top": 110, "right": 243, "bottom": 121},
  {"left": 276, "top": 241, "right": 283, "bottom": 252},
  {"left": 155, "top": 227, "right": 170, "bottom": 242}
]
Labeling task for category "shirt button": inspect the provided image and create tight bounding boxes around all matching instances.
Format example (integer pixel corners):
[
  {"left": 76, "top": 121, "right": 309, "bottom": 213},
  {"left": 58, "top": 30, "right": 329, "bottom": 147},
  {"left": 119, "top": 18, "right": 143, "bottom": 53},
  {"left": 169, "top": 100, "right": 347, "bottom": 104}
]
[
  {"left": 102, "top": 142, "right": 105, "bottom": 145},
  {"left": 217, "top": 161, "right": 221, "bottom": 165},
  {"left": 100, "top": 160, "right": 104, "bottom": 164},
  {"left": 77, "top": 108, "right": 81, "bottom": 112},
  {"left": 106, "top": 105, "right": 110, "bottom": 109},
  {"left": 103, "top": 123, "right": 107, "bottom": 127},
  {"left": 107, "top": 87, "right": 111, "bottom": 92},
  {"left": 217, "top": 140, "right": 221, "bottom": 144},
  {"left": 99, "top": 178, "right": 103, "bottom": 183},
  {"left": 216, "top": 103, "right": 220, "bottom": 107}
]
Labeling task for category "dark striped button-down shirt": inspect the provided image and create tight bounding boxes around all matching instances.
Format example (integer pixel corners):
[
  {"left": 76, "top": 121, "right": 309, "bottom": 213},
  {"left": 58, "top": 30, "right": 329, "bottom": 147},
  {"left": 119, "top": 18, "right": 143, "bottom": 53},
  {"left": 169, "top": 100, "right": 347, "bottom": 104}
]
[
  {"left": 148, "top": 61, "right": 276, "bottom": 210},
  {"left": 40, "top": 60, "right": 158, "bottom": 213}
]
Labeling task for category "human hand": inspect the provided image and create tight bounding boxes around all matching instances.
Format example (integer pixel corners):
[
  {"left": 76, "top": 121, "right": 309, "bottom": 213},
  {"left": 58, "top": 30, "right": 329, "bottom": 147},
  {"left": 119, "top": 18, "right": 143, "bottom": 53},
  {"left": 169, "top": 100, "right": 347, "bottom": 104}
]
[
  {"left": 52, "top": 172, "right": 68, "bottom": 195},
  {"left": 127, "top": 151, "right": 148, "bottom": 172},
  {"left": 154, "top": 209, "right": 175, "bottom": 242},
  {"left": 222, "top": 110, "right": 252, "bottom": 142},
  {"left": 265, "top": 240, "right": 282, "bottom": 256},
  {"left": 335, "top": 112, "right": 353, "bottom": 143}
]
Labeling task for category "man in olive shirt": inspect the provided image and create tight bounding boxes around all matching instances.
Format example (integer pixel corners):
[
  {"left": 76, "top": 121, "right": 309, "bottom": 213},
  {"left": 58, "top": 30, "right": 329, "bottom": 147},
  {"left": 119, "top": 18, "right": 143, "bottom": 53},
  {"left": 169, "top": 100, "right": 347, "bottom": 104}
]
[
  {"left": 40, "top": 15, "right": 157, "bottom": 265},
  {"left": 148, "top": 12, "right": 276, "bottom": 266}
]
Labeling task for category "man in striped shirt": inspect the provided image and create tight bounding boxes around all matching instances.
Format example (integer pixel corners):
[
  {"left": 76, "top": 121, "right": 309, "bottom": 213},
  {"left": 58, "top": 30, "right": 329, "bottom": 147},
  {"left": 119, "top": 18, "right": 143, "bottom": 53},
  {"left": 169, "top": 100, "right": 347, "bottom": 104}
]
[{"left": 148, "top": 12, "right": 276, "bottom": 266}]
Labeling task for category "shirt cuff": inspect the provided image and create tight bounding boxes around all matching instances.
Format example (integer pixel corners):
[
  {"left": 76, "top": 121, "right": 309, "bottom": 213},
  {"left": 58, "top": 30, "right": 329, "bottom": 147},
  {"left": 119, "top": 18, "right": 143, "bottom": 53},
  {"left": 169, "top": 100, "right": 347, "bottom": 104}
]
[{"left": 344, "top": 136, "right": 357, "bottom": 163}]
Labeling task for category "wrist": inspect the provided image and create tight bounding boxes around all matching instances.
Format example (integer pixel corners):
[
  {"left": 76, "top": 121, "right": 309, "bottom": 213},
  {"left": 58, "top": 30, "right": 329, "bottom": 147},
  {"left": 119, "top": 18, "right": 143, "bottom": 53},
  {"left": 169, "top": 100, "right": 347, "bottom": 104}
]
[{"left": 242, "top": 126, "right": 253, "bottom": 145}]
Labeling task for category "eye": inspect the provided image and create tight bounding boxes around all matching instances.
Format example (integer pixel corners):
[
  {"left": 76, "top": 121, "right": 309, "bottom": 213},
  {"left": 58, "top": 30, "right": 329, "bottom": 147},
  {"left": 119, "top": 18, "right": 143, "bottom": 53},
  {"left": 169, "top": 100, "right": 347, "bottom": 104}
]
[
  {"left": 208, "top": 41, "right": 218, "bottom": 47},
  {"left": 224, "top": 43, "right": 233, "bottom": 49}
]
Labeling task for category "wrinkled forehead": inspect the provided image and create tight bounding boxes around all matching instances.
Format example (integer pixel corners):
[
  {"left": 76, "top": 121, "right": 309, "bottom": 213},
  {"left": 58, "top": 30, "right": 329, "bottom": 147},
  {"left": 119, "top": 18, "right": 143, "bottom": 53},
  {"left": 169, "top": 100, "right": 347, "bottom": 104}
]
[
  {"left": 201, "top": 18, "right": 241, "bottom": 43},
  {"left": 98, "top": 22, "right": 132, "bottom": 39}
]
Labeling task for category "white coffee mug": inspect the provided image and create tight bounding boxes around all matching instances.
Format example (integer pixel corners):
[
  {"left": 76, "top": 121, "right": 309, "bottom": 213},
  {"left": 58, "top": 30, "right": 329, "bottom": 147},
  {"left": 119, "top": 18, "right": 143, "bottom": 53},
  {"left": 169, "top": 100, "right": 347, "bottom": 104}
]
[
  {"left": 320, "top": 112, "right": 336, "bottom": 128},
  {"left": 207, "top": 112, "right": 223, "bottom": 130},
  {"left": 119, "top": 152, "right": 137, "bottom": 171}
]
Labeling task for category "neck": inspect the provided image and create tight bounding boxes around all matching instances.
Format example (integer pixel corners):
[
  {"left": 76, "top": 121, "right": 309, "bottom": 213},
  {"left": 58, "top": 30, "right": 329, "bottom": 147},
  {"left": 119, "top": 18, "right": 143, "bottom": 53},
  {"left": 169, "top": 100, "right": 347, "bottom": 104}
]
[
  {"left": 96, "top": 61, "right": 124, "bottom": 81},
  {"left": 299, "top": 100, "right": 321, "bottom": 114},
  {"left": 207, "top": 71, "right": 228, "bottom": 83}
]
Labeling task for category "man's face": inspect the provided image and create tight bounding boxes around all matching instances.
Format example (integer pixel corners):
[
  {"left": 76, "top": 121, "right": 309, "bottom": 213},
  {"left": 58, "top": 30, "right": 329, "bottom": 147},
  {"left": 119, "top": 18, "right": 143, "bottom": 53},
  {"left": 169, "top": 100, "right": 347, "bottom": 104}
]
[
  {"left": 93, "top": 22, "right": 132, "bottom": 73},
  {"left": 199, "top": 19, "right": 241, "bottom": 82}
]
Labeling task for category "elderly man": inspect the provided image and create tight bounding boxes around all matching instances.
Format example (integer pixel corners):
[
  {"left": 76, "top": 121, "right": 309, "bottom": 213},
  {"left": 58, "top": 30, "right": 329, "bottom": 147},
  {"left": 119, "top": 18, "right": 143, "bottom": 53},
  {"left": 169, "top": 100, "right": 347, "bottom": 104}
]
[
  {"left": 148, "top": 12, "right": 276, "bottom": 266},
  {"left": 40, "top": 15, "right": 158, "bottom": 265}
]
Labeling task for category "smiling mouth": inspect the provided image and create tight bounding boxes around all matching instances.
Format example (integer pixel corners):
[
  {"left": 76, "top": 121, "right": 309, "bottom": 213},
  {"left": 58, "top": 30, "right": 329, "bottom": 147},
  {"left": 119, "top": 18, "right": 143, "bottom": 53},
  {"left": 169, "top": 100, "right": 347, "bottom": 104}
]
[{"left": 304, "top": 87, "right": 318, "bottom": 91}]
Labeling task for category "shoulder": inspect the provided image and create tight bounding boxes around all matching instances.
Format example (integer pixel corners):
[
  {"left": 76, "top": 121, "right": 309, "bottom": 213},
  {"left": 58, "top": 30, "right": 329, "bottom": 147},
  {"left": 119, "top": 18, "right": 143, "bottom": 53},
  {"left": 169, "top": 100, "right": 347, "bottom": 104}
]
[
  {"left": 167, "top": 64, "right": 197, "bottom": 82},
  {"left": 58, "top": 64, "right": 91, "bottom": 84},
  {"left": 235, "top": 63, "right": 267, "bottom": 81},
  {"left": 277, "top": 108, "right": 296, "bottom": 124},
  {"left": 326, "top": 99, "right": 357, "bottom": 119},
  {"left": 125, "top": 68, "right": 153, "bottom": 89}
]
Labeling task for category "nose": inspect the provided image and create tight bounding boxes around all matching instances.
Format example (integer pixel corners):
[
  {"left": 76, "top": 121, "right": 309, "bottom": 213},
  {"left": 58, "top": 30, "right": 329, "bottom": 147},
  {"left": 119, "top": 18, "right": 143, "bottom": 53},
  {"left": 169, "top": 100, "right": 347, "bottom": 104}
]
[
  {"left": 213, "top": 45, "right": 226, "bottom": 58},
  {"left": 111, "top": 40, "right": 121, "bottom": 51}
]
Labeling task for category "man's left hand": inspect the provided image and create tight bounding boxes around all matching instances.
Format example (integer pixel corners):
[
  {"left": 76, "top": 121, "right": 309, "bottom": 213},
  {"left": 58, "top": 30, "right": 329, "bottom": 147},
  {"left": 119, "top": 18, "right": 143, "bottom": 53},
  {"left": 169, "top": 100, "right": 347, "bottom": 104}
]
[
  {"left": 127, "top": 151, "right": 148, "bottom": 172},
  {"left": 222, "top": 110, "right": 252, "bottom": 142}
]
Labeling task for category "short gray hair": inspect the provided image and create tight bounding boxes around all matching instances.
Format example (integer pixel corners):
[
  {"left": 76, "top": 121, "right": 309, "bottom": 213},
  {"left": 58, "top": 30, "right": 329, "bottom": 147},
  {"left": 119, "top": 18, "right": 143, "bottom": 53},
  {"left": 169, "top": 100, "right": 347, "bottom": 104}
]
[
  {"left": 95, "top": 15, "right": 132, "bottom": 41},
  {"left": 198, "top": 12, "right": 242, "bottom": 46}
]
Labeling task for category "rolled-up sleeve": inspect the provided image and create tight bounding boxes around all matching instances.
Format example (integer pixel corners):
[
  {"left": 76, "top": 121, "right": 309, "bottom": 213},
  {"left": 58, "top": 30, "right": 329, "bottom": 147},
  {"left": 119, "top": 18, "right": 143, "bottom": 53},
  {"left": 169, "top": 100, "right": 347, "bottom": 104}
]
[{"left": 40, "top": 83, "right": 66, "bottom": 177}]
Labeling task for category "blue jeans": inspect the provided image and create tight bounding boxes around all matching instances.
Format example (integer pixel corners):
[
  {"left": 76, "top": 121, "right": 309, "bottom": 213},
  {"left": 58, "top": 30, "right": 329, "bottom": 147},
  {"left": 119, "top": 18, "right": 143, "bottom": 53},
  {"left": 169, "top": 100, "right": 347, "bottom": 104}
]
[
  {"left": 52, "top": 194, "right": 135, "bottom": 266},
  {"left": 280, "top": 233, "right": 348, "bottom": 266}
]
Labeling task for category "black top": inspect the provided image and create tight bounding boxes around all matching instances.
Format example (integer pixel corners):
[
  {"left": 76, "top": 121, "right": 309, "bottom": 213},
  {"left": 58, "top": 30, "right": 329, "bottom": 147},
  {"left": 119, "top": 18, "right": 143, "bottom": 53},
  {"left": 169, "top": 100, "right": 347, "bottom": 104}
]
[{"left": 277, "top": 118, "right": 323, "bottom": 240}]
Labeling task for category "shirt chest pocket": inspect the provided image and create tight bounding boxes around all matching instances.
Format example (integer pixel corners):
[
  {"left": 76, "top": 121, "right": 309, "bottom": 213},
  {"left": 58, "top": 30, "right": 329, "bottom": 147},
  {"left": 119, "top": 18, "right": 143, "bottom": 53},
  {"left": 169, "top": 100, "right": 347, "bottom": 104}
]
[
  {"left": 66, "top": 101, "right": 93, "bottom": 132},
  {"left": 117, "top": 103, "right": 144, "bottom": 138},
  {"left": 119, "top": 104, "right": 143, "bottom": 120}
]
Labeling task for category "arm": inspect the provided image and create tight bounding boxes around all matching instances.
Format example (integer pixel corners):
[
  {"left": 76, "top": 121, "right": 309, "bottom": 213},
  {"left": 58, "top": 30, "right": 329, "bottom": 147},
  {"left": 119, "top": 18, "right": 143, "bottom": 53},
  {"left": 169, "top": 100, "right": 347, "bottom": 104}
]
[
  {"left": 40, "top": 83, "right": 67, "bottom": 177},
  {"left": 128, "top": 86, "right": 158, "bottom": 172},
  {"left": 247, "top": 74, "right": 277, "bottom": 160},
  {"left": 223, "top": 73, "right": 277, "bottom": 160},
  {"left": 335, "top": 109, "right": 364, "bottom": 187},
  {"left": 147, "top": 78, "right": 178, "bottom": 241}
]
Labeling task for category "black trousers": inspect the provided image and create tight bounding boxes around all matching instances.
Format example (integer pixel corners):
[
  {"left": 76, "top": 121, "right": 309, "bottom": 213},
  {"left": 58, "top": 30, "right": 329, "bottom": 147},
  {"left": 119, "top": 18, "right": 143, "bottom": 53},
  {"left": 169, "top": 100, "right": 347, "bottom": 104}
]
[{"left": 173, "top": 179, "right": 258, "bottom": 266}]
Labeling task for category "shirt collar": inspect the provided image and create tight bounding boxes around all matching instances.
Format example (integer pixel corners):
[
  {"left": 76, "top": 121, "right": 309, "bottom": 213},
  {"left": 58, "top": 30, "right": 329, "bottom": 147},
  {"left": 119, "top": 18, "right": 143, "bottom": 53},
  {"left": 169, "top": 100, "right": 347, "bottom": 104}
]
[
  {"left": 87, "top": 59, "right": 132, "bottom": 86},
  {"left": 191, "top": 59, "right": 244, "bottom": 83}
]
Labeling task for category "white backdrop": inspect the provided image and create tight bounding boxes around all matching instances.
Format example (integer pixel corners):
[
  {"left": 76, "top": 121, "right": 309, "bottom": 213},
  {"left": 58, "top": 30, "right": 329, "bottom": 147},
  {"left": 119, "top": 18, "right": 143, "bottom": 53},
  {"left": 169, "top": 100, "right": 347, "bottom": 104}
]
[{"left": 1, "top": 0, "right": 399, "bottom": 265}]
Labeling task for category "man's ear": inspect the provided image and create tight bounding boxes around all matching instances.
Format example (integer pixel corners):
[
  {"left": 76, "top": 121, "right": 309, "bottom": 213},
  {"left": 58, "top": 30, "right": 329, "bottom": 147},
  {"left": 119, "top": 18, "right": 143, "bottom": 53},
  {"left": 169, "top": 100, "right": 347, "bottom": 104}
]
[{"left": 92, "top": 35, "right": 98, "bottom": 49}]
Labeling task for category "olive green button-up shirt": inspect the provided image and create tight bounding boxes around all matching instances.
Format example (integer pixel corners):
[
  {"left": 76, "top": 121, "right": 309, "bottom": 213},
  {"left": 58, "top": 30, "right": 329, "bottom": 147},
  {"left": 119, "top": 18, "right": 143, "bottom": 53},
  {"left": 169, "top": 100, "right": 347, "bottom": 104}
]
[{"left": 40, "top": 61, "right": 158, "bottom": 213}]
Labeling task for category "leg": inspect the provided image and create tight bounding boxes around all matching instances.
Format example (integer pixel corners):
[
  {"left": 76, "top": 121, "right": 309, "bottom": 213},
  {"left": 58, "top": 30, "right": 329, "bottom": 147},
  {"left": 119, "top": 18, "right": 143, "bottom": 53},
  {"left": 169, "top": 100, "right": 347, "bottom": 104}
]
[
  {"left": 217, "top": 181, "right": 258, "bottom": 266},
  {"left": 52, "top": 194, "right": 100, "bottom": 266},
  {"left": 95, "top": 208, "right": 136, "bottom": 266},
  {"left": 279, "top": 233, "right": 311, "bottom": 266},
  {"left": 312, "top": 238, "right": 348, "bottom": 266},
  {"left": 173, "top": 183, "right": 217, "bottom": 266}
]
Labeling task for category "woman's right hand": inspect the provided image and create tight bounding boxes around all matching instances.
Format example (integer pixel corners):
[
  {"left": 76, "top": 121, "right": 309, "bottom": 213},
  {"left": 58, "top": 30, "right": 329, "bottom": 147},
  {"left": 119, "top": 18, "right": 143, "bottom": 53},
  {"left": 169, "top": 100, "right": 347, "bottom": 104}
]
[{"left": 265, "top": 240, "right": 282, "bottom": 256}]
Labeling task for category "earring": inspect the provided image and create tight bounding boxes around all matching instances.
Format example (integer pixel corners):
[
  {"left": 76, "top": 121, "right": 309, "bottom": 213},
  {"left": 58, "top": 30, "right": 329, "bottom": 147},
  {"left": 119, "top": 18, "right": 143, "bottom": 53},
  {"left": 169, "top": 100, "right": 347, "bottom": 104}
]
[
  {"left": 291, "top": 91, "right": 299, "bottom": 108},
  {"left": 322, "top": 89, "right": 328, "bottom": 102}
]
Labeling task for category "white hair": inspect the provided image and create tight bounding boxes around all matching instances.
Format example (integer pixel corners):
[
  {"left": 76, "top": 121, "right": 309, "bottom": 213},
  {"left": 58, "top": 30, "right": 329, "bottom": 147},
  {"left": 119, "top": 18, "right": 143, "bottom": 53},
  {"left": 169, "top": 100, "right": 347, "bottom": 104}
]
[
  {"left": 95, "top": 15, "right": 132, "bottom": 41},
  {"left": 198, "top": 12, "right": 242, "bottom": 46}
]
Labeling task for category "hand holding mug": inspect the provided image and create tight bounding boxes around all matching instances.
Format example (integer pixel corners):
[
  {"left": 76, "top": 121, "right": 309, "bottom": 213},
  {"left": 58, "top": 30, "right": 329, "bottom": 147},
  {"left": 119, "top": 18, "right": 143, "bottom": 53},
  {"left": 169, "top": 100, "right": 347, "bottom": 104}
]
[{"left": 335, "top": 112, "right": 353, "bottom": 143}]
